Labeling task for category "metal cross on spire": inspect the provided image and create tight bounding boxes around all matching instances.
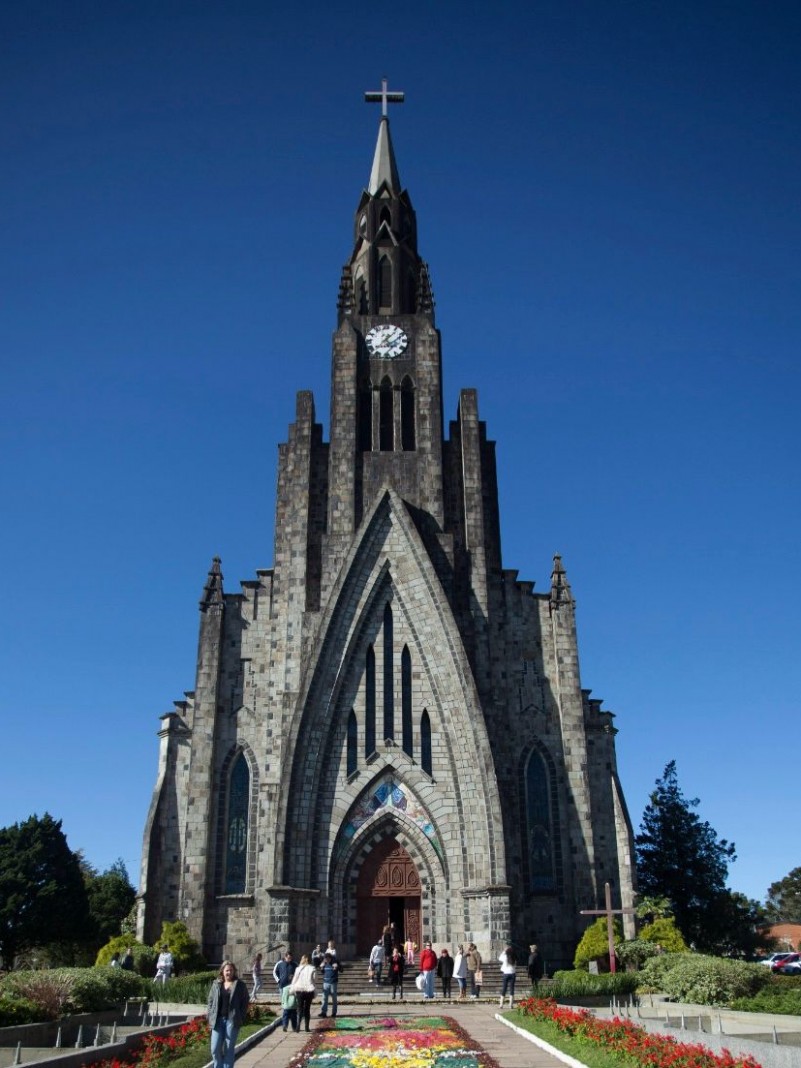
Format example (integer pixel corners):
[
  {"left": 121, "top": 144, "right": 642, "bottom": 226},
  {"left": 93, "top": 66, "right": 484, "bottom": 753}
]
[
  {"left": 364, "top": 76, "right": 405, "bottom": 117},
  {"left": 580, "top": 882, "right": 637, "bottom": 974}
]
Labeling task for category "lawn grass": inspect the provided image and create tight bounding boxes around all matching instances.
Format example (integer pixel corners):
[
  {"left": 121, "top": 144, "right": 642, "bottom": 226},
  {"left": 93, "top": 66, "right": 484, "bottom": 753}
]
[{"left": 503, "top": 1011, "right": 629, "bottom": 1068}]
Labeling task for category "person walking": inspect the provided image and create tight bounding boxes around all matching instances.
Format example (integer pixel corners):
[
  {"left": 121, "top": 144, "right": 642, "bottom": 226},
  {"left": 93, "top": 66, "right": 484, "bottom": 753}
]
[
  {"left": 280, "top": 984, "right": 299, "bottom": 1033},
  {"left": 419, "top": 940, "right": 437, "bottom": 1000},
  {"left": 318, "top": 952, "right": 339, "bottom": 1018},
  {"left": 527, "top": 944, "right": 544, "bottom": 990},
  {"left": 437, "top": 947, "right": 454, "bottom": 998},
  {"left": 389, "top": 946, "right": 405, "bottom": 1000},
  {"left": 498, "top": 944, "right": 517, "bottom": 1007},
  {"left": 466, "top": 943, "right": 482, "bottom": 999},
  {"left": 453, "top": 945, "right": 468, "bottom": 1000},
  {"left": 251, "top": 953, "right": 263, "bottom": 1000},
  {"left": 369, "top": 938, "right": 385, "bottom": 984},
  {"left": 207, "top": 961, "right": 250, "bottom": 1068},
  {"left": 290, "top": 954, "right": 316, "bottom": 1032}
]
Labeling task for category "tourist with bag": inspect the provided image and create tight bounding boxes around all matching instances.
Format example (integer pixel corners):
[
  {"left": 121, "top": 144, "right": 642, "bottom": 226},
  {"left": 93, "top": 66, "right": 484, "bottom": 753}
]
[{"left": 280, "top": 984, "right": 298, "bottom": 1033}]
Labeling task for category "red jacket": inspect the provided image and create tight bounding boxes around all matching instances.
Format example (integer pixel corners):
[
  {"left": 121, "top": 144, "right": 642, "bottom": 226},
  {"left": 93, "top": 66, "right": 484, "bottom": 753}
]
[{"left": 420, "top": 947, "right": 437, "bottom": 971}]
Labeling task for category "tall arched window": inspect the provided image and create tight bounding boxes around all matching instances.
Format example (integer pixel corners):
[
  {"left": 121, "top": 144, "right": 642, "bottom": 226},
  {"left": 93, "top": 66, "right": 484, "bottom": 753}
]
[
  {"left": 378, "top": 255, "right": 392, "bottom": 309},
  {"left": 525, "top": 750, "right": 555, "bottom": 892},
  {"left": 359, "top": 380, "right": 373, "bottom": 451},
  {"left": 401, "top": 645, "right": 413, "bottom": 756},
  {"left": 365, "top": 646, "right": 376, "bottom": 756},
  {"left": 347, "top": 710, "right": 357, "bottom": 776},
  {"left": 421, "top": 710, "right": 432, "bottom": 775},
  {"left": 225, "top": 754, "right": 249, "bottom": 894},
  {"left": 383, "top": 603, "right": 394, "bottom": 741},
  {"left": 401, "top": 376, "right": 415, "bottom": 451},
  {"left": 379, "top": 377, "right": 393, "bottom": 451}
]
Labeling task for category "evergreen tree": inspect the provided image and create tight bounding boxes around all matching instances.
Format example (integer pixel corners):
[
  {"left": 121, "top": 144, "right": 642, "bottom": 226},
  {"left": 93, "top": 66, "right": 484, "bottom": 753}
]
[
  {"left": 636, "top": 761, "right": 736, "bottom": 953},
  {"left": 0, "top": 813, "right": 91, "bottom": 967},
  {"left": 765, "top": 867, "right": 801, "bottom": 924},
  {"left": 85, "top": 859, "right": 137, "bottom": 947}
]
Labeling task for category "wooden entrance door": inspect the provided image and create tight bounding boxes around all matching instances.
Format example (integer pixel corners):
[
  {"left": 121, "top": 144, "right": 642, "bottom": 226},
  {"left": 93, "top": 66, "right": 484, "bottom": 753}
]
[{"left": 355, "top": 837, "right": 421, "bottom": 954}]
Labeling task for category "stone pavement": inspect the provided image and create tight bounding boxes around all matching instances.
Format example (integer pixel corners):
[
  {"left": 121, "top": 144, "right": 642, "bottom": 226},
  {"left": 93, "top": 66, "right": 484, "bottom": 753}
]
[{"left": 236, "top": 1002, "right": 572, "bottom": 1068}]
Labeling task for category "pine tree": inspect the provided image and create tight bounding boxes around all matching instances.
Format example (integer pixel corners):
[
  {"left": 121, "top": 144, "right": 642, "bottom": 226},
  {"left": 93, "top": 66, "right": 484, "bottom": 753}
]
[
  {"left": 765, "top": 867, "right": 801, "bottom": 924},
  {"left": 636, "top": 761, "right": 736, "bottom": 953}
]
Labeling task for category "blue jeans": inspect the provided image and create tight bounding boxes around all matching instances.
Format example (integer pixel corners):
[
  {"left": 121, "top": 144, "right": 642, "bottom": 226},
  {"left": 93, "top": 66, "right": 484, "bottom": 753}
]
[
  {"left": 501, "top": 973, "right": 516, "bottom": 998},
  {"left": 321, "top": 981, "right": 337, "bottom": 1016},
  {"left": 423, "top": 969, "right": 435, "bottom": 998},
  {"left": 210, "top": 1017, "right": 239, "bottom": 1068}
]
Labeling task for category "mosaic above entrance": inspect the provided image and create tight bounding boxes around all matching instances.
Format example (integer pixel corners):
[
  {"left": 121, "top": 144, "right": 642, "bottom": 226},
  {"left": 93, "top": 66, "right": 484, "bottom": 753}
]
[{"left": 337, "top": 775, "right": 442, "bottom": 859}]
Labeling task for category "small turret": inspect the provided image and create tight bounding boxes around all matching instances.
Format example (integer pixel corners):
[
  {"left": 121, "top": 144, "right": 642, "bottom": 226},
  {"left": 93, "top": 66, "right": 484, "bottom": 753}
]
[
  {"left": 199, "top": 556, "right": 224, "bottom": 612},
  {"left": 549, "top": 553, "right": 574, "bottom": 612}
]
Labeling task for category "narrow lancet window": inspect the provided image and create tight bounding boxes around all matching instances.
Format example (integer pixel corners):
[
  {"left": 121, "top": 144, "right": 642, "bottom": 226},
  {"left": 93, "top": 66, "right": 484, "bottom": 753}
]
[
  {"left": 401, "top": 645, "right": 413, "bottom": 756},
  {"left": 359, "top": 380, "right": 373, "bottom": 451},
  {"left": 421, "top": 710, "right": 432, "bottom": 775},
  {"left": 383, "top": 603, "right": 394, "bottom": 740},
  {"left": 526, "top": 750, "right": 556, "bottom": 892},
  {"left": 401, "top": 376, "right": 415, "bottom": 451},
  {"left": 379, "top": 377, "right": 393, "bottom": 451},
  {"left": 379, "top": 255, "right": 392, "bottom": 310},
  {"left": 365, "top": 646, "right": 376, "bottom": 756},
  {"left": 347, "top": 710, "right": 357, "bottom": 776},
  {"left": 225, "top": 754, "right": 249, "bottom": 894}
]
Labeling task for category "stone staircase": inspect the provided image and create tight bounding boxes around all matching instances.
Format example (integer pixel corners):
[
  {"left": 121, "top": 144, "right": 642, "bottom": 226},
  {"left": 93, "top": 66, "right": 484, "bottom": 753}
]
[{"left": 252, "top": 958, "right": 516, "bottom": 1004}]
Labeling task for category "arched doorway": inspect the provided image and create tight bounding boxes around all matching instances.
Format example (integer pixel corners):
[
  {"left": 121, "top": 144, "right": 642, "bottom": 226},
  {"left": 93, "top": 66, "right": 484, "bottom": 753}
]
[{"left": 355, "top": 837, "right": 421, "bottom": 955}]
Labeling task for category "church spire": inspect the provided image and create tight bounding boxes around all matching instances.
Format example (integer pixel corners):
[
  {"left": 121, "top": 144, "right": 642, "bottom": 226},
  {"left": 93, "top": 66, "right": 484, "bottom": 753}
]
[
  {"left": 368, "top": 116, "right": 401, "bottom": 195},
  {"left": 199, "top": 556, "right": 224, "bottom": 611}
]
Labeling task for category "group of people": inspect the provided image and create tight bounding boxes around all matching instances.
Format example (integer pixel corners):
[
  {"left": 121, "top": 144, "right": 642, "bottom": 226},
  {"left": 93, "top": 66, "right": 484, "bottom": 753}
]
[{"left": 203, "top": 936, "right": 546, "bottom": 1068}]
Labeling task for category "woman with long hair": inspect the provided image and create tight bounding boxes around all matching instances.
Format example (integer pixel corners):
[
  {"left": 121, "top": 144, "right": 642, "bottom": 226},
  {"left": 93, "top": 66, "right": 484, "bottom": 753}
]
[
  {"left": 290, "top": 953, "right": 317, "bottom": 1032},
  {"left": 207, "top": 961, "right": 250, "bottom": 1068}
]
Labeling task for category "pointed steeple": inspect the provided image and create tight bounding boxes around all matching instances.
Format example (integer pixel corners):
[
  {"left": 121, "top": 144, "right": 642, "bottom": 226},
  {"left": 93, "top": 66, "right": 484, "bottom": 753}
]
[
  {"left": 199, "top": 556, "right": 224, "bottom": 612},
  {"left": 368, "top": 116, "right": 401, "bottom": 195},
  {"left": 550, "top": 553, "right": 574, "bottom": 611}
]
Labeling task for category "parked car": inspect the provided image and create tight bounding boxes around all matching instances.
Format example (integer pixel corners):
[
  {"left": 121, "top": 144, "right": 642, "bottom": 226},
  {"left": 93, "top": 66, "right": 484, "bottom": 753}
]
[
  {"left": 781, "top": 959, "right": 801, "bottom": 975},
  {"left": 773, "top": 952, "right": 801, "bottom": 973},
  {"left": 760, "top": 952, "right": 794, "bottom": 967}
]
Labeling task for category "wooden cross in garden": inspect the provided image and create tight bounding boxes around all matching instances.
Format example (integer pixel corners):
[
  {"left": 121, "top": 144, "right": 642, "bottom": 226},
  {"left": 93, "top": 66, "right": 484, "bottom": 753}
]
[{"left": 580, "top": 881, "right": 637, "bottom": 973}]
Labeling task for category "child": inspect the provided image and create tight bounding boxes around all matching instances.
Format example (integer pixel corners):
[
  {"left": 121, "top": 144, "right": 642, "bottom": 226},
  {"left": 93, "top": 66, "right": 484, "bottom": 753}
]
[{"left": 281, "top": 983, "right": 299, "bottom": 1033}]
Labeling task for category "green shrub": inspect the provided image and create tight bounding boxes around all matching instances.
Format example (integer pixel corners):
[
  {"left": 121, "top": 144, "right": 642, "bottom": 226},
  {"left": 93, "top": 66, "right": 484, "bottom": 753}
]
[
  {"left": 616, "top": 940, "right": 663, "bottom": 970},
  {"left": 638, "top": 917, "right": 688, "bottom": 953},
  {"left": 0, "top": 971, "right": 75, "bottom": 1020},
  {"left": 152, "top": 922, "right": 206, "bottom": 974},
  {"left": 573, "top": 918, "right": 623, "bottom": 971},
  {"left": 637, "top": 953, "right": 768, "bottom": 1006},
  {"left": 730, "top": 977, "right": 801, "bottom": 1015},
  {"left": 0, "top": 994, "right": 41, "bottom": 1026},
  {"left": 149, "top": 971, "right": 218, "bottom": 1004},
  {"left": 545, "top": 969, "right": 639, "bottom": 997}
]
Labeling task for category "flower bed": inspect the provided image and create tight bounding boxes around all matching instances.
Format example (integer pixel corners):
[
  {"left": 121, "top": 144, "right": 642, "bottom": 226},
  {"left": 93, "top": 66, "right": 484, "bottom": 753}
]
[
  {"left": 516, "top": 997, "right": 763, "bottom": 1068},
  {"left": 289, "top": 1016, "right": 500, "bottom": 1068},
  {"left": 86, "top": 1017, "right": 210, "bottom": 1068}
]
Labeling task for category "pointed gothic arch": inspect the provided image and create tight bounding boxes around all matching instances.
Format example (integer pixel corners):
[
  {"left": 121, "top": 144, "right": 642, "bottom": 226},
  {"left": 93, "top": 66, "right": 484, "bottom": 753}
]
[
  {"left": 217, "top": 744, "right": 259, "bottom": 896},
  {"left": 378, "top": 254, "right": 392, "bottom": 309},
  {"left": 383, "top": 602, "right": 394, "bottom": 740},
  {"left": 519, "top": 743, "right": 561, "bottom": 894},
  {"left": 401, "top": 645, "right": 413, "bottom": 756},
  {"left": 365, "top": 645, "right": 376, "bottom": 756},
  {"left": 420, "top": 709, "right": 432, "bottom": 775},
  {"left": 347, "top": 710, "right": 357, "bottom": 776}
]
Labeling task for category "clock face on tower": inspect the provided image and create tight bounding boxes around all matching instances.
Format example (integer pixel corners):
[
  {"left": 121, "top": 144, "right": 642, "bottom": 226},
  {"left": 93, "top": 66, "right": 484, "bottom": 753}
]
[{"left": 365, "top": 324, "right": 409, "bottom": 359}]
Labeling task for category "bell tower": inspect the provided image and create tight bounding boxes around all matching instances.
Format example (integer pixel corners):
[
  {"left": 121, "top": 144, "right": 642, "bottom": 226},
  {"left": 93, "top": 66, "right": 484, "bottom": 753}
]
[{"left": 328, "top": 80, "right": 445, "bottom": 550}]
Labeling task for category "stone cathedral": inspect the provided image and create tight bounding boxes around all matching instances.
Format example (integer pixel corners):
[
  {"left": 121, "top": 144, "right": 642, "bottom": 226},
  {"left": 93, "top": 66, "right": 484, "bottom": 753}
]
[{"left": 138, "top": 85, "right": 636, "bottom": 970}]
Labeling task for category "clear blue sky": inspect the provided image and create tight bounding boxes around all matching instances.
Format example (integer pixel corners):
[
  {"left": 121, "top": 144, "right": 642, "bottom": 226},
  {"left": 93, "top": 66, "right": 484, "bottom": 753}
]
[{"left": 2, "top": 1, "right": 799, "bottom": 908}]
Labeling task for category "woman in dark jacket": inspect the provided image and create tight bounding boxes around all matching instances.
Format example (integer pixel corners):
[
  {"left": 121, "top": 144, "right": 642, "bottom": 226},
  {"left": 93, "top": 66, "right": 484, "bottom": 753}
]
[
  {"left": 388, "top": 946, "right": 405, "bottom": 1000},
  {"left": 436, "top": 947, "right": 454, "bottom": 998},
  {"left": 207, "top": 961, "right": 250, "bottom": 1068}
]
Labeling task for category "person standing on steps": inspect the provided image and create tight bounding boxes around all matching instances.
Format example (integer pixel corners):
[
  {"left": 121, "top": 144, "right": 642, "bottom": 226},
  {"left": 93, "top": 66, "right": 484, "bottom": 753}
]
[
  {"left": 290, "top": 954, "right": 316, "bottom": 1032},
  {"left": 419, "top": 940, "right": 437, "bottom": 1000},
  {"left": 369, "top": 938, "right": 384, "bottom": 984},
  {"left": 498, "top": 943, "right": 517, "bottom": 1007},
  {"left": 207, "top": 961, "right": 250, "bottom": 1068},
  {"left": 527, "top": 943, "right": 544, "bottom": 990},
  {"left": 251, "top": 953, "right": 263, "bottom": 1000},
  {"left": 453, "top": 945, "right": 468, "bottom": 1000},
  {"left": 466, "top": 943, "right": 482, "bottom": 998},
  {"left": 437, "top": 947, "right": 454, "bottom": 998},
  {"left": 389, "top": 946, "right": 405, "bottom": 1000}
]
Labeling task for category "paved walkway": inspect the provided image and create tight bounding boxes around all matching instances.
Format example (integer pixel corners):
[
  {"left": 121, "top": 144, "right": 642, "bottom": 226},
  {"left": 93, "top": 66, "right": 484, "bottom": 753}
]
[{"left": 237, "top": 1002, "right": 571, "bottom": 1068}]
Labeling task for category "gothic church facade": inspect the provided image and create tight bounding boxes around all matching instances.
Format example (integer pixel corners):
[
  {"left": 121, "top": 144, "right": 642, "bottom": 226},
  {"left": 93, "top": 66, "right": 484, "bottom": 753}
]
[{"left": 138, "top": 97, "right": 636, "bottom": 968}]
